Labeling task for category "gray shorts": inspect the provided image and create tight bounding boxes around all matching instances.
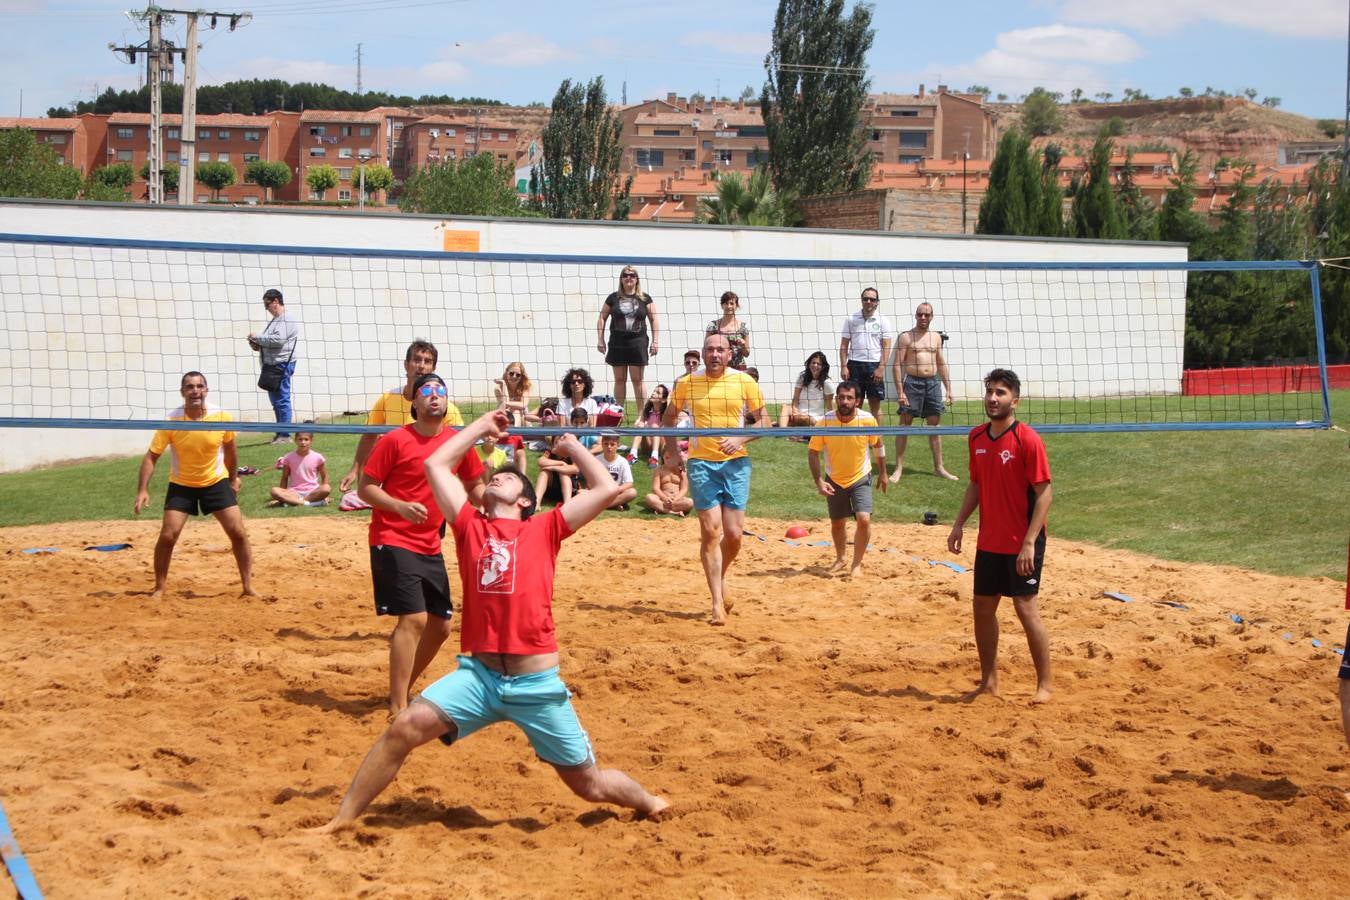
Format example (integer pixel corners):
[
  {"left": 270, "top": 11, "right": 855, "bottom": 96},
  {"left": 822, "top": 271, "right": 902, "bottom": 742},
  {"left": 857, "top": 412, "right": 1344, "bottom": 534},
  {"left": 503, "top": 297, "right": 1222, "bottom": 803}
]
[
  {"left": 825, "top": 475, "right": 873, "bottom": 520},
  {"left": 900, "top": 375, "right": 944, "bottom": 419}
]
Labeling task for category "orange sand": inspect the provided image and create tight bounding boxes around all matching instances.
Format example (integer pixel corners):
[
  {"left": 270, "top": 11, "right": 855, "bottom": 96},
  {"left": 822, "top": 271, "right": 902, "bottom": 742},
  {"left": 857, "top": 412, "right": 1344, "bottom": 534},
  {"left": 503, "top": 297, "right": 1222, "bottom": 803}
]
[{"left": 1, "top": 515, "right": 1347, "bottom": 898}]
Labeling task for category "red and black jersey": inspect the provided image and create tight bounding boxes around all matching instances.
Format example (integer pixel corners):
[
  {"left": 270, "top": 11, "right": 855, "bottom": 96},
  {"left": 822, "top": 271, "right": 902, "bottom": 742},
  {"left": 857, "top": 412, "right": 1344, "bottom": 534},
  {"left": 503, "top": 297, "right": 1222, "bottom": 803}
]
[{"left": 967, "top": 420, "right": 1052, "bottom": 554}]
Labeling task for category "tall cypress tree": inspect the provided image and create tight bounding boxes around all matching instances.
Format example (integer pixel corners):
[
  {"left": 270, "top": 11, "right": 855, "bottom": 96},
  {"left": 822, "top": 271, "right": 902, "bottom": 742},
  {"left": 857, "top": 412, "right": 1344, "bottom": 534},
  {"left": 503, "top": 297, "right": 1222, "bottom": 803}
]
[
  {"left": 1116, "top": 151, "right": 1158, "bottom": 241},
  {"left": 977, "top": 129, "right": 1041, "bottom": 236},
  {"left": 761, "top": 0, "right": 875, "bottom": 199},
  {"left": 531, "top": 76, "right": 631, "bottom": 220},
  {"left": 1071, "top": 135, "right": 1126, "bottom": 239}
]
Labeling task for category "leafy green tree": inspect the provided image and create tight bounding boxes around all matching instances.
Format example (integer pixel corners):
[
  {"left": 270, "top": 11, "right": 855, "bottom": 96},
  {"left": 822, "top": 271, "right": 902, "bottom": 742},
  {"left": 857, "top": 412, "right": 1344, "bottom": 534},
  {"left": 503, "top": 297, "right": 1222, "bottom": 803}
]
[
  {"left": 1157, "top": 151, "right": 1207, "bottom": 246},
  {"left": 81, "top": 178, "right": 128, "bottom": 201},
  {"left": 965, "top": 84, "right": 991, "bottom": 98},
  {"left": 400, "top": 152, "right": 525, "bottom": 216},
  {"left": 93, "top": 163, "right": 136, "bottom": 189},
  {"left": 306, "top": 164, "right": 339, "bottom": 200},
  {"left": 140, "top": 160, "right": 180, "bottom": 195},
  {"left": 196, "top": 160, "right": 236, "bottom": 200},
  {"left": 1071, "top": 135, "right": 1126, "bottom": 239},
  {"left": 1308, "top": 159, "right": 1350, "bottom": 357},
  {"left": 1095, "top": 91, "right": 1113, "bottom": 102},
  {"left": 0, "top": 128, "right": 83, "bottom": 199},
  {"left": 697, "top": 167, "right": 796, "bottom": 226},
  {"left": 977, "top": 129, "right": 1044, "bottom": 236},
  {"left": 1116, "top": 152, "right": 1158, "bottom": 241},
  {"left": 1261, "top": 97, "right": 1281, "bottom": 109},
  {"left": 351, "top": 163, "right": 394, "bottom": 202},
  {"left": 1178, "top": 87, "right": 1193, "bottom": 98},
  {"left": 244, "top": 160, "right": 292, "bottom": 201},
  {"left": 1317, "top": 119, "right": 1345, "bottom": 138},
  {"left": 531, "top": 76, "right": 630, "bottom": 220},
  {"left": 760, "top": 0, "right": 875, "bottom": 199},
  {"left": 1036, "top": 143, "right": 1065, "bottom": 236},
  {"left": 1020, "top": 87, "right": 1061, "bottom": 136},
  {"left": 739, "top": 85, "right": 757, "bottom": 102}
]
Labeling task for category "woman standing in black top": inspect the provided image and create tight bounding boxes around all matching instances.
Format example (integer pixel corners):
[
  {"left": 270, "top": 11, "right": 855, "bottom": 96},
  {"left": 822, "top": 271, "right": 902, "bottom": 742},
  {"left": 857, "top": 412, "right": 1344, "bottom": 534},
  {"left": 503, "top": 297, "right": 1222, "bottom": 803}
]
[{"left": 596, "top": 265, "right": 660, "bottom": 419}]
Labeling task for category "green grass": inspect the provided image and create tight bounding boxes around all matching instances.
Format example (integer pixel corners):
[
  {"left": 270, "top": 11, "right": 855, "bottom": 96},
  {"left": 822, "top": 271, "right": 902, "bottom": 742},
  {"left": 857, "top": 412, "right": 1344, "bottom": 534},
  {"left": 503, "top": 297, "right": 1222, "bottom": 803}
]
[{"left": 1, "top": 392, "right": 1346, "bottom": 580}]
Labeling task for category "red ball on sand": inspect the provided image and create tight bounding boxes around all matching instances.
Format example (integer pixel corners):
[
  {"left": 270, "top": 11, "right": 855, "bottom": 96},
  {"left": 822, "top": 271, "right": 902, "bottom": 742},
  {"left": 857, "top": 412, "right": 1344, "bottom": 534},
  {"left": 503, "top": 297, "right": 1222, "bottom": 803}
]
[{"left": 785, "top": 525, "right": 809, "bottom": 539}]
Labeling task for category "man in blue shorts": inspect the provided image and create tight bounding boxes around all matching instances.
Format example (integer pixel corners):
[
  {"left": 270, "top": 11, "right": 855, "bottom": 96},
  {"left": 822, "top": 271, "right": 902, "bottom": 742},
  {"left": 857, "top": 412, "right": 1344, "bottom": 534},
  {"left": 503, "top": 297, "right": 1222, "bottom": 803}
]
[
  {"left": 662, "top": 332, "right": 766, "bottom": 625},
  {"left": 947, "top": 368, "right": 1053, "bottom": 703},
  {"left": 838, "top": 287, "right": 896, "bottom": 422},
  {"left": 311, "top": 410, "right": 668, "bottom": 831}
]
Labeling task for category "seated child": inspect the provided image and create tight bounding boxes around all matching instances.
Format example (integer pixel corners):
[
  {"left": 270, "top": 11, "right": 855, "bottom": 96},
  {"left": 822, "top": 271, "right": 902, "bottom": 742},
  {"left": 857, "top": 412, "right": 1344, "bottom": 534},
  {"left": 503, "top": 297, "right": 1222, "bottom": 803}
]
[
  {"left": 643, "top": 457, "right": 692, "bottom": 517},
  {"left": 630, "top": 384, "right": 668, "bottom": 466},
  {"left": 534, "top": 431, "right": 580, "bottom": 507},
  {"left": 588, "top": 433, "right": 638, "bottom": 511},
  {"left": 269, "top": 430, "right": 331, "bottom": 506}
]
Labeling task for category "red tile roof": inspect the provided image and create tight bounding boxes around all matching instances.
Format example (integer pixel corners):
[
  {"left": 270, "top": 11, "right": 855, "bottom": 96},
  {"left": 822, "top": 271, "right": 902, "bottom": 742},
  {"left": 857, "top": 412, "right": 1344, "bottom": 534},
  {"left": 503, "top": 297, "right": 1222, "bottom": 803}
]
[
  {"left": 107, "top": 112, "right": 272, "bottom": 127},
  {"left": 299, "top": 110, "right": 383, "bottom": 124},
  {"left": 0, "top": 117, "right": 79, "bottom": 131}
]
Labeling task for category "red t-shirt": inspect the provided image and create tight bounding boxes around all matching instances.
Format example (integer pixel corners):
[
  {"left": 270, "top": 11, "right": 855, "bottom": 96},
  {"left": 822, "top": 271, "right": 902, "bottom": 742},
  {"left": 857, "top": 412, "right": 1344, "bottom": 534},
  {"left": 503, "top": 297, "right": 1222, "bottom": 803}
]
[
  {"left": 364, "top": 425, "right": 485, "bottom": 555},
  {"left": 450, "top": 504, "right": 575, "bottom": 655},
  {"left": 968, "top": 420, "right": 1052, "bottom": 554}
]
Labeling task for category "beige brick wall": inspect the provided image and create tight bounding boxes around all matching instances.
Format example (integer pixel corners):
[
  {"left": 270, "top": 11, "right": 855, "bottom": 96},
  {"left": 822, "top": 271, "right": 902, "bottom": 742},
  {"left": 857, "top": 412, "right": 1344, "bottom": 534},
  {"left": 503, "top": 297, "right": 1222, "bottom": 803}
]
[{"left": 802, "top": 189, "right": 985, "bottom": 235}]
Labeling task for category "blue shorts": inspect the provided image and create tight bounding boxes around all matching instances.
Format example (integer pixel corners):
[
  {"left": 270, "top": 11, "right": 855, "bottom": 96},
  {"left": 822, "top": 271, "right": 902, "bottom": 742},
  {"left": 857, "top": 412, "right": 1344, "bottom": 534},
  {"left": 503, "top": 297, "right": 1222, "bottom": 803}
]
[
  {"left": 688, "top": 457, "right": 752, "bottom": 511},
  {"left": 419, "top": 655, "right": 596, "bottom": 768}
]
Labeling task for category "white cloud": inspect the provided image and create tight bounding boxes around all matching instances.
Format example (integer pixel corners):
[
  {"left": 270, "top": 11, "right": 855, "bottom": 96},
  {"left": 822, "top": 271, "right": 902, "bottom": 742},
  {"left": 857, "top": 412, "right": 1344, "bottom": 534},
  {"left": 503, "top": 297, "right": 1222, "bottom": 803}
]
[
  {"left": 455, "top": 32, "right": 577, "bottom": 67},
  {"left": 217, "top": 56, "right": 352, "bottom": 86},
  {"left": 415, "top": 60, "right": 470, "bottom": 82},
  {"left": 679, "top": 30, "right": 771, "bottom": 58},
  {"left": 995, "top": 25, "right": 1142, "bottom": 64},
  {"left": 1057, "top": 0, "right": 1343, "bottom": 38}
]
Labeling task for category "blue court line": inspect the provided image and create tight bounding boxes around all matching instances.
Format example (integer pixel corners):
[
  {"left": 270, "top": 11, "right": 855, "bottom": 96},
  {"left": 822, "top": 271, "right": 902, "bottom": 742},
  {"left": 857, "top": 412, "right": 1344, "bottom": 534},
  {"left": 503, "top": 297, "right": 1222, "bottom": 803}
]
[{"left": 0, "top": 799, "right": 44, "bottom": 900}]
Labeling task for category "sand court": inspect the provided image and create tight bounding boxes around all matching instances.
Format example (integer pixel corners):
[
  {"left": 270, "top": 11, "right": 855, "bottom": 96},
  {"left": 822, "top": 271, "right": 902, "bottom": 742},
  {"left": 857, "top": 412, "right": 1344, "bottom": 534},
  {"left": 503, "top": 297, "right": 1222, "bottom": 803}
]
[{"left": 1, "top": 514, "right": 1346, "bottom": 897}]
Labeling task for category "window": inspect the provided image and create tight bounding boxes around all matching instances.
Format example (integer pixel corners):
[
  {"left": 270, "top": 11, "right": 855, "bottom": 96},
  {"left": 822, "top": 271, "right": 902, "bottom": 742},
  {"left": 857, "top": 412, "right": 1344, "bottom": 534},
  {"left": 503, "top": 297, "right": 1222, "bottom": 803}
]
[
  {"left": 890, "top": 109, "right": 919, "bottom": 117},
  {"left": 653, "top": 129, "right": 680, "bottom": 137},
  {"left": 337, "top": 167, "right": 352, "bottom": 180},
  {"left": 308, "top": 190, "right": 321, "bottom": 200},
  {"left": 871, "top": 130, "right": 881, "bottom": 141},
  {"left": 702, "top": 139, "right": 711, "bottom": 149},
  {"left": 360, "top": 148, "right": 374, "bottom": 158},
  {"left": 243, "top": 152, "right": 260, "bottom": 162},
  {"left": 244, "top": 130, "right": 260, "bottom": 141},
  {"left": 198, "top": 151, "right": 210, "bottom": 163},
  {"left": 340, "top": 126, "right": 352, "bottom": 137},
  {"left": 197, "top": 129, "right": 211, "bottom": 140},
  {"left": 116, "top": 127, "right": 133, "bottom": 139},
  {"left": 700, "top": 161, "right": 712, "bottom": 170},
  {"left": 635, "top": 148, "right": 665, "bottom": 167},
  {"left": 359, "top": 126, "right": 373, "bottom": 137},
  {"left": 46, "top": 134, "right": 67, "bottom": 145},
  {"left": 115, "top": 149, "right": 133, "bottom": 162},
  {"left": 899, "top": 154, "right": 923, "bottom": 164},
  {"left": 338, "top": 189, "right": 352, "bottom": 200},
  {"left": 715, "top": 149, "right": 732, "bottom": 165},
  {"left": 899, "top": 131, "right": 927, "bottom": 149},
  {"left": 308, "top": 147, "right": 326, "bottom": 158},
  {"left": 465, "top": 132, "right": 476, "bottom": 144},
  {"left": 217, "top": 130, "right": 230, "bottom": 140},
  {"left": 166, "top": 128, "right": 180, "bottom": 139},
  {"left": 498, "top": 153, "right": 508, "bottom": 160},
  {"left": 339, "top": 148, "right": 353, "bottom": 158},
  {"left": 446, "top": 128, "right": 456, "bottom": 136},
  {"left": 464, "top": 150, "right": 475, "bottom": 159},
  {"left": 497, "top": 132, "right": 509, "bottom": 141},
  {"left": 309, "top": 126, "right": 325, "bottom": 136},
  {"left": 679, "top": 149, "right": 696, "bottom": 162},
  {"left": 217, "top": 152, "right": 229, "bottom": 162},
  {"left": 746, "top": 148, "right": 768, "bottom": 167},
  {"left": 446, "top": 149, "right": 456, "bottom": 160},
  {"left": 737, "top": 125, "right": 767, "bottom": 138}
]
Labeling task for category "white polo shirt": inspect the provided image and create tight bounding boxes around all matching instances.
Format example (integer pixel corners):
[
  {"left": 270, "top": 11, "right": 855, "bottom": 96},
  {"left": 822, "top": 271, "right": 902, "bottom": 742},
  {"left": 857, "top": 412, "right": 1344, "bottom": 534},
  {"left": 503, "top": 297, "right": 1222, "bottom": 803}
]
[{"left": 839, "top": 311, "right": 896, "bottom": 363}]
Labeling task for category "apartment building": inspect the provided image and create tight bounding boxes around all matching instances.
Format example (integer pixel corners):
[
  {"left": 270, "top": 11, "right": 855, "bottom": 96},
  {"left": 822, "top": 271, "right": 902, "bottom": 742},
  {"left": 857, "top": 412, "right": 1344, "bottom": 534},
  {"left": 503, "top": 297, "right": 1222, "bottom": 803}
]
[
  {"left": 296, "top": 110, "right": 389, "bottom": 202},
  {"left": 400, "top": 116, "right": 526, "bottom": 171},
  {"left": 0, "top": 116, "right": 91, "bottom": 169}
]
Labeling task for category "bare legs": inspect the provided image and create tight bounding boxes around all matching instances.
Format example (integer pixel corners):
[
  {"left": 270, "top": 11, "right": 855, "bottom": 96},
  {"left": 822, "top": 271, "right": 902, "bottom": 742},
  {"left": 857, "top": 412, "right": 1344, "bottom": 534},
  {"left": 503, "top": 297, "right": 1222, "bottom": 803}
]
[
  {"left": 827, "top": 513, "right": 871, "bottom": 577},
  {"left": 610, "top": 365, "right": 648, "bottom": 419},
  {"left": 891, "top": 413, "right": 958, "bottom": 483},
  {"left": 311, "top": 701, "right": 668, "bottom": 833},
  {"left": 151, "top": 506, "right": 255, "bottom": 599},
  {"left": 269, "top": 485, "right": 332, "bottom": 506},
  {"left": 388, "top": 612, "right": 452, "bottom": 717},
  {"left": 970, "top": 593, "right": 1052, "bottom": 703},
  {"left": 696, "top": 505, "right": 744, "bottom": 625}
]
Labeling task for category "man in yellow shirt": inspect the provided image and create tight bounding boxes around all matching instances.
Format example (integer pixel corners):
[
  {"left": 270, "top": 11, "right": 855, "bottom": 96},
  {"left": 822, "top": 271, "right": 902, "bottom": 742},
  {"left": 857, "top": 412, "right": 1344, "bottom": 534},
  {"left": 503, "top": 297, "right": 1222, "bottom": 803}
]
[
  {"left": 340, "top": 341, "right": 464, "bottom": 492},
  {"left": 134, "top": 371, "right": 255, "bottom": 599},
  {"left": 662, "top": 332, "right": 766, "bottom": 625},
  {"left": 808, "top": 381, "right": 888, "bottom": 579}
]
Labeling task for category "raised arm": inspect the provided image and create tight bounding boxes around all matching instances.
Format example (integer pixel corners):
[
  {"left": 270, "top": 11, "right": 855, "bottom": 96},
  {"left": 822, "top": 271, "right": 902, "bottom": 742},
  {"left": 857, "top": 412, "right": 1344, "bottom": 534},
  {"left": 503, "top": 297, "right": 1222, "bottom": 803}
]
[
  {"left": 425, "top": 410, "right": 511, "bottom": 521},
  {"left": 558, "top": 433, "right": 621, "bottom": 531}
]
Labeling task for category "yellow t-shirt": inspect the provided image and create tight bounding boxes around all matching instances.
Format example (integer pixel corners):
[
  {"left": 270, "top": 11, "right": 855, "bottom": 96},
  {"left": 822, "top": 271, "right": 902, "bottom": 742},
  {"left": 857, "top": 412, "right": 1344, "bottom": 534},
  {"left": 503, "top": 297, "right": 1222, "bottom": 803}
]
[
  {"left": 367, "top": 388, "right": 463, "bottom": 427},
  {"left": 807, "top": 411, "right": 881, "bottom": 489},
  {"left": 669, "top": 370, "right": 765, "bottom": 462},
  {"left": 148, "top": 407, "right": 235, "bottom": 488}
]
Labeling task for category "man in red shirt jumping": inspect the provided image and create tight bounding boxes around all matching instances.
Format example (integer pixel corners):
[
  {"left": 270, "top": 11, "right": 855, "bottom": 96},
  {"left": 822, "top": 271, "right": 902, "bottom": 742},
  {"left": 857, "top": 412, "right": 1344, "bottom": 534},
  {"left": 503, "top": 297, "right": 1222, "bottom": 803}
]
[
  {"left": 948, "top": 368, "right": 1054, "bottom": 703},
  {"left": 359, "top": 373, "right": 485, "bottom": 717},
  {"left": 315, "top": 409, "right": 668, "bottom": 830}
]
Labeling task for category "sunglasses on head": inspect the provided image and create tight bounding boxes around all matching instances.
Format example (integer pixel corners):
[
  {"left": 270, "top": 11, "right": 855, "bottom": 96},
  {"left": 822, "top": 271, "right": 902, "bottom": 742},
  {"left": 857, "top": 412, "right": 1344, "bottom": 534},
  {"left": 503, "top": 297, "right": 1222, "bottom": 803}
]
[{"left": 418, "top": 383, "right": 447, "bottom": 397}]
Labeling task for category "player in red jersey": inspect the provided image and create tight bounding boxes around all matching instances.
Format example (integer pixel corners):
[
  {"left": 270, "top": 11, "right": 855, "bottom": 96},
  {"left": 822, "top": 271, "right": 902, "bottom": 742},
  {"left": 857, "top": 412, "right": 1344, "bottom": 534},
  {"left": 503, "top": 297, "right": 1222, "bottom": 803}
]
[
  {"left": 313, "top": 410, "right": 667, "bottom": 831},
  {"left": 948, "top": 369, "right": 1053, "bottom": 703}
]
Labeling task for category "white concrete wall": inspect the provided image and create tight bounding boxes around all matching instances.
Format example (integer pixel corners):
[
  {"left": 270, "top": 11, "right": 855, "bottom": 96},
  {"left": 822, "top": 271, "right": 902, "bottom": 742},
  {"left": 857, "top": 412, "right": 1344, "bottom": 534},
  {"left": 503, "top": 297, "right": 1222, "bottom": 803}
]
[{"left": 0, "top": 200, "right": 1188, "bottom": 472}]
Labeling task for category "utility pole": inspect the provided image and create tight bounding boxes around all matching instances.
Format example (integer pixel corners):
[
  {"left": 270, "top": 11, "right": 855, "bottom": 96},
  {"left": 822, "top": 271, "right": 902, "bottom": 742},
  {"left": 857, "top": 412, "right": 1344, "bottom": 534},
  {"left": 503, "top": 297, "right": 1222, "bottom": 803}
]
[
  {"left": 356, "top": 43, "right": 363, "bottom": 94},
  {"left": 179, "top": 12, "right": 198, "bottom": 204},
  {"left": 148, "top": 14, "right": 164, "bottom": 203}
]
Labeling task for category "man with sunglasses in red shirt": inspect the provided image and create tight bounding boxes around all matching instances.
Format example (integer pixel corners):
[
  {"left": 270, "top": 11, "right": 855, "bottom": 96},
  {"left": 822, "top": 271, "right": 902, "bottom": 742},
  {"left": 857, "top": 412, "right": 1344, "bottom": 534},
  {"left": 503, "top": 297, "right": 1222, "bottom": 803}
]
[{"left": 360, "top": 373, "right": 485, "bottom": 717}]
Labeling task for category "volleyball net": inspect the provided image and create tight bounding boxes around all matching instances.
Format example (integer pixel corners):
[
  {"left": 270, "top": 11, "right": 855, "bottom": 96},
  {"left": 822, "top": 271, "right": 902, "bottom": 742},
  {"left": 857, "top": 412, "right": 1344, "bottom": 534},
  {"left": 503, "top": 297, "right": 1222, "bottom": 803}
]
[{"left": 0, "top": 233, "right": 1333, "bottom": 444}]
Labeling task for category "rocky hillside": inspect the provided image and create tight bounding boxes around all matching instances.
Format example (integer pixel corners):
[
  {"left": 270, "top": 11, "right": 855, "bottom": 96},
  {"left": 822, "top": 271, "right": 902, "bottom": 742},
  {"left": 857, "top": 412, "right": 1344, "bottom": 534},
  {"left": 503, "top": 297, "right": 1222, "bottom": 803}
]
[{"left": 996, "top": 97, "right": 1335, "bottom": 167}]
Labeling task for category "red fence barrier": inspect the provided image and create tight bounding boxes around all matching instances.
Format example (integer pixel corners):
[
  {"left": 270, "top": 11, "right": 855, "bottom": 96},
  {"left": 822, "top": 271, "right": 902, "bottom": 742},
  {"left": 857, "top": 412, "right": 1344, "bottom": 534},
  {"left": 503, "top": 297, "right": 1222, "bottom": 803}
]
[{"left": 1182, "top": 364, "right": 1350, "bottom": 395}]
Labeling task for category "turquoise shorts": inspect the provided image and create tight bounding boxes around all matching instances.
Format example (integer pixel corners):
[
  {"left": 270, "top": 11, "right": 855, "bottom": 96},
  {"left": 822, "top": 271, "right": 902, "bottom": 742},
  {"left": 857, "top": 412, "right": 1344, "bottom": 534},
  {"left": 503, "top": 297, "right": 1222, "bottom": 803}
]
[
  {"left": 688, "top": 456, "right": 751, "bottom": 511},
  {"left": 419, "top": 655, "right": 596, "bottom": 768}
]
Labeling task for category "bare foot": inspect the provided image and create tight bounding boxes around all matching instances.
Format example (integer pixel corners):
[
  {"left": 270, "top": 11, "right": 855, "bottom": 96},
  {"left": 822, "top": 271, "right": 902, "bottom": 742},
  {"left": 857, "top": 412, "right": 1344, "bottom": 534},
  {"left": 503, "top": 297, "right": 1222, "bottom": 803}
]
[
  {"left": 303, "top": 818, "right": 353, "bottom": 835},
  {"left": 849, "top": 563, "right": 864, "bottom": 579},
  {"left": 936, "top": 469, "right": 960, "bottom": 482},
  {"left": 265, "top": 499, "right": 283, "bottom": 508},
  {"left": 642, "top": 796, "right": 671, "bottom": 820},
  {"left": 827, "top": 558, "right": 849, "bottom": 575},
  {"left": 710, "top": 602, "right": 727, "bottom": 625},
  {"left": 1030, "top": 687, "right": 1052, "bottom": 704},
  {"left": 149, "top": 587, "right": 165, "bottom": 601},
  {"left": 887, "top": 469, "right": 903, "bottom": 484},
  {"left": 960, "top": 682, "right": 1000, "bottom": 703},
  {"left": 723, "top": 596, "right": 735, "bottom": 613},
  {"left": 240, "top": 588, "right": 259, "bottom": 598}
]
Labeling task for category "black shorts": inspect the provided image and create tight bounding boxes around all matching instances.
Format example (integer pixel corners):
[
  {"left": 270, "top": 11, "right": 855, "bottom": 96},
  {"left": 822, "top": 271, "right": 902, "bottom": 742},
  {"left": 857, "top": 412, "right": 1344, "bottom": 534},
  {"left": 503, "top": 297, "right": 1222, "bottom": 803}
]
[
  {"left": 847, "top": 359, "right": 886, "bottom": 402},
  {"left": 1340, "top": 623, "right": 1350, "bottom": 680},
  {"left": 973, "top": 534, "right": 1046, "bottom": 597},
  {"left": 164, "top": 479, "right": 237, "bottom": 515},
  {"left": 370, "top": 545, "right": 453, "bottom": 619}
]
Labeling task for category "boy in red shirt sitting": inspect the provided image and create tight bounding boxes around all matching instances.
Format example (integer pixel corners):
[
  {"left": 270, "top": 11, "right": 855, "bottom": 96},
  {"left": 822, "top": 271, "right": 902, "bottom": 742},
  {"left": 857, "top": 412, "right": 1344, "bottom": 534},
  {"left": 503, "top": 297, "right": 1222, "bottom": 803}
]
[{"left": 314, "top": 410, "right": 668, "bottom": 830}]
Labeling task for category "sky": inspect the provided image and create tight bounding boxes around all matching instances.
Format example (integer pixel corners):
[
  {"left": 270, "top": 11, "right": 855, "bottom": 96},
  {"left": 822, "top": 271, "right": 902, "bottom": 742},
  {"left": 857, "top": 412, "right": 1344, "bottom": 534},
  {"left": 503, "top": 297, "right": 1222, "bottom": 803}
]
[{"left": 0, "top": 0, "right": 1345, "bottom": 121}]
